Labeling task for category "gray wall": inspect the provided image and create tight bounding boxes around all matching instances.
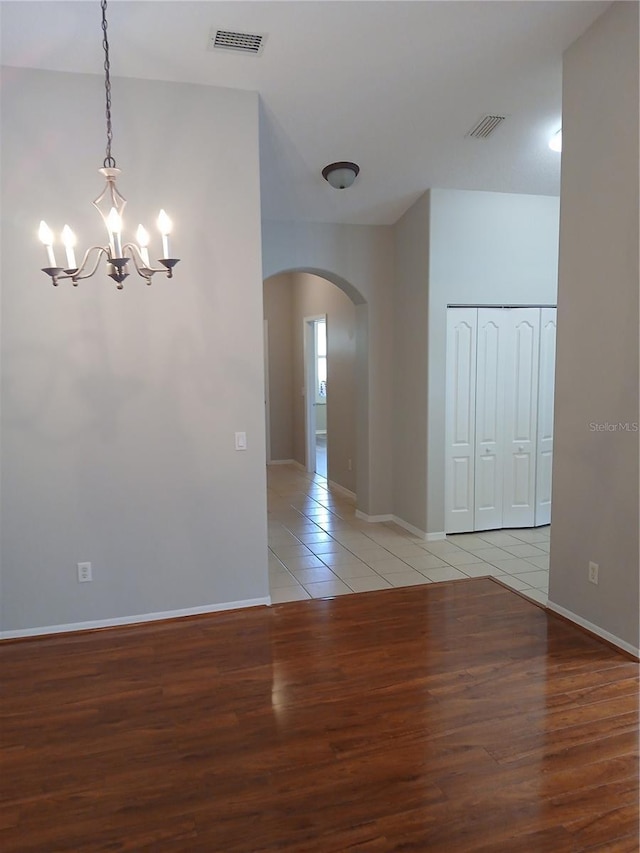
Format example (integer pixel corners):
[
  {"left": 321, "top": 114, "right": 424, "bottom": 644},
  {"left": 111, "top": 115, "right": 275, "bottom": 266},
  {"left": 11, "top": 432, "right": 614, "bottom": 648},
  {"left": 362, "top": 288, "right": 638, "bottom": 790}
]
[
  {"left": 549, "top": 2, "right": 639, "bottom": 652},
  {"left": 427, "top": 188, "right": 560, "bottom": 534},
  {"left": 391, "top": 188, "right": 560, "bottom": 535},
  {"left": 262, "top": 221, "right": 395, "bottom": 516},
  {"left": 393, "top": 193, "right": 430, "bottom": 530},
  {"left": 291, "top": 273, "right": 357, "bottom": 493},
  {"left": 1, "top": 68, "right": 268, "bottom": 634},
  {"left": 263, "top": 273, "right": 294, "bottom": 461}
]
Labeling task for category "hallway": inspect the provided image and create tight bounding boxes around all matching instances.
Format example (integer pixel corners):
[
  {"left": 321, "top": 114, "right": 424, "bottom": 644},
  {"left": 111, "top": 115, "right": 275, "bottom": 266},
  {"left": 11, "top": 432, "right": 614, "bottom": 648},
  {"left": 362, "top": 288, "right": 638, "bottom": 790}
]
[{"left": 268, "top": 464, "right": 550, "bottom": 605}]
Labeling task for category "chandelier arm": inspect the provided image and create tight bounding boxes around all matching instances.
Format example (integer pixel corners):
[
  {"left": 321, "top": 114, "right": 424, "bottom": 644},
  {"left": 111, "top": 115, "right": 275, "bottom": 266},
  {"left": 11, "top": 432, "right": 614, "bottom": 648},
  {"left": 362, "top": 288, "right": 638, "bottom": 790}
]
[
  {"left": 67, "top": 245, "right": 111, "bottom": 282},
  {"left": 122, "top": 243, "right": 180, "bottom": 282},
  {"left": 122, "top": 242, "right": 156, "bottom": 284},
  {"left": 122, "top": 242, "right": 154, "bottom": 271}
]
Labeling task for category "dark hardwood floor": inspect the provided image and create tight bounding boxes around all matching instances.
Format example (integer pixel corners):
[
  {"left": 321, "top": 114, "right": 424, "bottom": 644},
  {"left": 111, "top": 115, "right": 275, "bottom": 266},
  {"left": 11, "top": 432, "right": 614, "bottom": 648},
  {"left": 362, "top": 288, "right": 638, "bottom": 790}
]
[{"left": 1, "top": 578, "right": 638, "bottom": 852}]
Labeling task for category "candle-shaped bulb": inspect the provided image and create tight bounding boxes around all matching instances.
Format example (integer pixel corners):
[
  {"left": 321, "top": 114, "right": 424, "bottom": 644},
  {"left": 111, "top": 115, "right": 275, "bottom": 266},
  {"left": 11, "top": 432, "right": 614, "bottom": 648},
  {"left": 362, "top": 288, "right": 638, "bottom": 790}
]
[
  {"left": 157, "top": 209, "right": 172, "bottom": 235},
  {"left": 136, "top": 224, "right": 150, "bottom": 266},
  {"left": 39, "top": 220, "right": 53, "bottom": 245},
  {"left": 107, "top": 207, "right": 123, "bottom": 258},
  {"left": 157, "top": 209, "right": 172, "bottom": 259},
  {"left": 107, "top": 207, "right": 122, "bottom": 234},
  {"left": 61, "top": 225, "right": 77, "bottom": 270},
  {"left": 38, "top": 220, "right": 57, "bottom": 267}
]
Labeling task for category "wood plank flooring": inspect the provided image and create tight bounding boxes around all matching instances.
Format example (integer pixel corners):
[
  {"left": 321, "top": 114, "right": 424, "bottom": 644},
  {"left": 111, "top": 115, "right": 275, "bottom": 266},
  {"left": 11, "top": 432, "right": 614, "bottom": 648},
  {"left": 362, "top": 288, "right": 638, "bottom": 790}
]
[{"left": 0, "top": 578, "right": 638, "bottom": 852}]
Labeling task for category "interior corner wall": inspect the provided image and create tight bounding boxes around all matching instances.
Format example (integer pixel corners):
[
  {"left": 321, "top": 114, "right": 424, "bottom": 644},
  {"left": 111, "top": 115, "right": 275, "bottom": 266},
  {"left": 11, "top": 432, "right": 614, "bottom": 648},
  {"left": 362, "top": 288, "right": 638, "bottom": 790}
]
[
  {"left": 392, "top": 192, "right": 431, "bottom": 533},
  {"left": 1, "top": 68, "right": 268, "bottom": 634},
  {"left": 427, "top": 188, "right": 560, "bottom": 535},
  {"left": 261, "top": 221, "right": 394, "bottom": 516},
  {"left": 263, "top": 273, "right": 294, "bottom": 461},
  {"left": 290, "top": 273, "right": 357, "bottom": 493},
  {"left": 549, "top": 2, "right": 639, "bottom": 652}
]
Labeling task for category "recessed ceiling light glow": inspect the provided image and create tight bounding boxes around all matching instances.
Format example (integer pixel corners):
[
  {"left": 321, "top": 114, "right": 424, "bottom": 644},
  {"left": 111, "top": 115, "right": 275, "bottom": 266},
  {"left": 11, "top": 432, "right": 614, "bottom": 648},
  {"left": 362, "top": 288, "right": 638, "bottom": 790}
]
[{"left": 549, "top": 129, "right": 562, "bottom": 152}]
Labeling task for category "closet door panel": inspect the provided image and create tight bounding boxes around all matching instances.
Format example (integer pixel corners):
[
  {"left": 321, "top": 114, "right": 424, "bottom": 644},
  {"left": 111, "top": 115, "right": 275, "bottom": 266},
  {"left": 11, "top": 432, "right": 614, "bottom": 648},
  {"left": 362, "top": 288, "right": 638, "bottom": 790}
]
[
  {"left": 502, "top": 309, "right": 540, "bottom": 528},
  {"left": 445, "top": 309, "right": 477, "bottom": 533},
  {"left": 474, "top": 310, "right": 506, "bottom": 530},
  {"left": 512, "top": 453, "right": 533, "bottom": 505},
  {"left": 535, "top": 308, "right": 556, "bottom": 526}
]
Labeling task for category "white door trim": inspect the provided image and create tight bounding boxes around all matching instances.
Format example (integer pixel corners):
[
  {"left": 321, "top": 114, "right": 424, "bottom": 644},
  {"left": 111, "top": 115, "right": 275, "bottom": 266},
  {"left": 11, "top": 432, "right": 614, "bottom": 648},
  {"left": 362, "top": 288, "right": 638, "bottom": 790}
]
[
  {"left": 303, "top": 315, "right": 326, "bottom": 474},
  {"left": 535, "top": 308, "right": 557, "bottom": 526}
]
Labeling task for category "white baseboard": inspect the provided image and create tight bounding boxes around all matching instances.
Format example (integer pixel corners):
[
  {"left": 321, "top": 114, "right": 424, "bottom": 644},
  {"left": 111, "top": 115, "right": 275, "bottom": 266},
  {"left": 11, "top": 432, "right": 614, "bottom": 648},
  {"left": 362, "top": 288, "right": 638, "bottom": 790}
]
[
  {"left": 0, "top": 597, "right": 272, "bottom": 641},
  {"left": 546, "top": 600, "right": 640, "bottom": 659},
  {"left": 389, "top": 519, "right": 444, "bottom": 541},
  {"left": 356, "top": 510, "right": 393, "bottom": 523},
  {"left": 390, "top": 516, "right": 427, "bottom": 539},
  {"left": 328, "top": 480, "right": 356, "bottom": 500},
  {"left": 354, "top": 511, "right": 445, "bottom": 542},
  {"left": 425, "top": 531, "right": 446, "bottom": 542}
]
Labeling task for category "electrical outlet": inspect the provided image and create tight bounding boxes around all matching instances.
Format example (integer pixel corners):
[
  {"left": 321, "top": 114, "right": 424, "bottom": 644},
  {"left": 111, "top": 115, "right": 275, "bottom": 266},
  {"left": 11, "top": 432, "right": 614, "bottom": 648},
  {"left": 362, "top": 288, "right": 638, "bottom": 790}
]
[
  {"left": 77, "top": 562, "right": 92, "bottom": 583},
  {"left": 588, "top": 561, "right": 599, "bottom": 585}
]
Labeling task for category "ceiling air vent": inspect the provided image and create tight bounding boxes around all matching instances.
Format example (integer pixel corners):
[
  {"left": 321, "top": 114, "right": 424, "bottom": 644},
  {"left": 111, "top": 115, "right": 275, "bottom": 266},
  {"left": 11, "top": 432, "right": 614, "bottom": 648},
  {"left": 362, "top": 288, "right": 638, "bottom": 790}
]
[
  {"left": 466, "top": 115, "right": 507, "bottom": 139},
  {"left": 208, "top": 29, "right": 266, "bottom": 56}
]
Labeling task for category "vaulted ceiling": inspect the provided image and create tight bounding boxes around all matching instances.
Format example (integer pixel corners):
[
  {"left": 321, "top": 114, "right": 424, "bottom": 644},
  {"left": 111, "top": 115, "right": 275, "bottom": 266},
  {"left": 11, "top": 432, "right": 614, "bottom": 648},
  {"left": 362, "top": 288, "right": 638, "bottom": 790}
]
[{"left": 1, "top": 1, "right": 609, "bottom": 224}]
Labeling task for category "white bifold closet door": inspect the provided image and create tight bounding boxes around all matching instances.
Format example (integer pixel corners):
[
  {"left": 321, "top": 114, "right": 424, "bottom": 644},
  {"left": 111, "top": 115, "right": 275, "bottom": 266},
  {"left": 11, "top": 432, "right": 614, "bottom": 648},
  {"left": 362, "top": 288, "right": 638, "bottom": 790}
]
[
  {"left": 444, "top": 309, "right": 477, "bottom": 533},
  {"left": 445, "top": 307, "right": 555, "bottom": 534},
  {"left": 501, "top": 309, "right": 540, "bottom": 529},
  {"left": 474, "top": 308, "right": 506, "bottom": 531}
]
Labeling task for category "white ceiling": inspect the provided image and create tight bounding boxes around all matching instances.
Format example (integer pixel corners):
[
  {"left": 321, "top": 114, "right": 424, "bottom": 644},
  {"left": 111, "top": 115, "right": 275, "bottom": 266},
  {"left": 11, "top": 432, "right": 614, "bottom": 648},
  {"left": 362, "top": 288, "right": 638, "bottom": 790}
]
[{"left": 1, "top": 0, "right": 609, "bottom": 225}]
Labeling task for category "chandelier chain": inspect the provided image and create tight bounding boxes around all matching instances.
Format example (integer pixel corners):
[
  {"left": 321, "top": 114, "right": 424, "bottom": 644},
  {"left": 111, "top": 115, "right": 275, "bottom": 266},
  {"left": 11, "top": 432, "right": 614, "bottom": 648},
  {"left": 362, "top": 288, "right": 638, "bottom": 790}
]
[{"left": 101, "top": 0, "right": 116, "bottom": 168}]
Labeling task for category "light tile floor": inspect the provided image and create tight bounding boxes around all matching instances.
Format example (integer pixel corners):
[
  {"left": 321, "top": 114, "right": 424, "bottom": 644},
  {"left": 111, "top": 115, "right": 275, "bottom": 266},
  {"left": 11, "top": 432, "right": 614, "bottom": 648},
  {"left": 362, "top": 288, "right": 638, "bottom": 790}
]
[{"left": 268, "top": 464, "right": 550, "bottom": 606}]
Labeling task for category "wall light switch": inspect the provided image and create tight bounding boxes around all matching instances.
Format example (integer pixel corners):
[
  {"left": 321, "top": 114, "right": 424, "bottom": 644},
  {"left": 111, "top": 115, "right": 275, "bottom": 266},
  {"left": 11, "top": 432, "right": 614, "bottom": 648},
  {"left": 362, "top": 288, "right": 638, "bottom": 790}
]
[{"left": 235, "top": 431, "right": 247, "bottom": 451}]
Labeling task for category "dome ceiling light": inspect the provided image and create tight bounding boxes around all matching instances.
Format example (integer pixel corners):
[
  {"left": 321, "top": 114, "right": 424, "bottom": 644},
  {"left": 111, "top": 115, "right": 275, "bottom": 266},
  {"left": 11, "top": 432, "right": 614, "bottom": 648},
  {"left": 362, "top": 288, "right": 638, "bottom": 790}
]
[{"left": 322, "top": 162, "right": 360, "bottom": 190}]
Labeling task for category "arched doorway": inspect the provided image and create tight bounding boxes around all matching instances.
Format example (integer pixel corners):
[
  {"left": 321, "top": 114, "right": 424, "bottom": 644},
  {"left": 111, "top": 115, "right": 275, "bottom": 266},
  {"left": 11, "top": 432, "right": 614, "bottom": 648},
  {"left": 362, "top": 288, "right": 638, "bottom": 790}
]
[
  {"left": 263, "top": 268, "right": 367, "bottom": 501},
  {"left": 263, "top": 268, "right": 373, "bottom": 602}
]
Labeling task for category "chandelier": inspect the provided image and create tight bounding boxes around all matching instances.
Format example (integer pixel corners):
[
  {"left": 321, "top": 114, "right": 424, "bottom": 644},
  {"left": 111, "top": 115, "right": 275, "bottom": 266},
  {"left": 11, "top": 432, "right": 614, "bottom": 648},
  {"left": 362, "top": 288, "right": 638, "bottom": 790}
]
[{"left": 38, "top": 0, "right": 179, "bottom": 289}]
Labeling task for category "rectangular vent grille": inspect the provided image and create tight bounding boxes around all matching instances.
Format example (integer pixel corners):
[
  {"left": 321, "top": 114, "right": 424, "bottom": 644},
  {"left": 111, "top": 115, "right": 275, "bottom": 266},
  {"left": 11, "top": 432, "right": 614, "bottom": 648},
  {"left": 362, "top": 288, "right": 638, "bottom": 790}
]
[
  {"left": 467, "top": 115, "right": 506, "bottom": 139},
  {"left": 210, "top": 29, "right": 265, "bottom": 56}
]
